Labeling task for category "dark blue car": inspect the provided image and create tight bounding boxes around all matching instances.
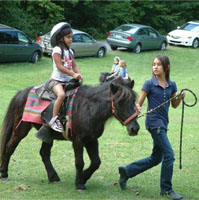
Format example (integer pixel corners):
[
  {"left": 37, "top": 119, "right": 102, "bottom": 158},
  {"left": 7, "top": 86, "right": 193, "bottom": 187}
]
[{"left": 0, "top": 24, "right": 42, "bottom": 63}]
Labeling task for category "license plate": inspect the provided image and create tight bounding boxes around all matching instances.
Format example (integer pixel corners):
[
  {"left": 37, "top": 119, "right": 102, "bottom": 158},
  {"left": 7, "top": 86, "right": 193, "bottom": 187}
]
[
  {"left": 44, "top": 41, "right": 49, "bottom": 45},
  {"left": 115, "top": 34, "right": 121, "bottom": 39}
]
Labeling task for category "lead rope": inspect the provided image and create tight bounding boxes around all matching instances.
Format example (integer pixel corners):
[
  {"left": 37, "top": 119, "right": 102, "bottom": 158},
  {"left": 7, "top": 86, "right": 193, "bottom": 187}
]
[
  {"left": 179, "top": 89, "right": 197, "bottom": 169},
  {"left": 138, "top": 88, "right": 197, "bottom": 169},
  {"left": 137, "top": 94, "right": 180, "bottom": 119}
]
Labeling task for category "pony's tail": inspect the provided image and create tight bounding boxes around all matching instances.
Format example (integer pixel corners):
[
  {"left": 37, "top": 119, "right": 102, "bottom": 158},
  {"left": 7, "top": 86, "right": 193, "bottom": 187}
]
[{"left": 0, "top": 87, "right": 32, "bottom": 163}]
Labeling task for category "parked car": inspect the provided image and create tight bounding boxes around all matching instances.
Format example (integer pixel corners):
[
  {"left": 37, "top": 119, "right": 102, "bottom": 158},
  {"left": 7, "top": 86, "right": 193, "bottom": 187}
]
[
  {"left": 36, "top": 29, "right": 107, "bottom": 58},
  {"left": 107, "top": 24, "right": 167, "bottom": 53},
  {"left": 0, "top": 24, "right": 42, "bottom": 63},
  {"left": 167, "top": 21, "right": 199, "bottom": 48}
]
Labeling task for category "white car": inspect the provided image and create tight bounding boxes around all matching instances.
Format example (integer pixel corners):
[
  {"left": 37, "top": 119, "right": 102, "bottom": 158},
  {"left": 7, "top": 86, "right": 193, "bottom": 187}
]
[{"left": 167, "top": 21, "right": 199, "bottom": 48}]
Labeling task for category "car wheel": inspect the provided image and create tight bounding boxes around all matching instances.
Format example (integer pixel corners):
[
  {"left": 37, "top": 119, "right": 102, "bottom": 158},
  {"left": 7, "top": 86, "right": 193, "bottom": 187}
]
[
  {"left": 134, "top": 44, "right": 141, "bottom": 53},
  {"left": 160, "top": 41, "right": 167, "bottom": 50},
  {"left": 97, "top": 48, "right": 105, "bottom": 58},
  {"left": 192, "top": 39, "right": 199, "bottom": 48},
  {"left": 110, "top": 45, "right": 117, "bottom": 50},
  {"left": 30, "top": 52, "right": 39, "bottom": 63}
]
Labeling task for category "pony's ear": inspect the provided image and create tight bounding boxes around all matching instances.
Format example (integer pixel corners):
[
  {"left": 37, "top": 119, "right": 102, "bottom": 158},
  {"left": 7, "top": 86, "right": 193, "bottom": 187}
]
[
  {"left": 110, "top": 83, "right": 119, "bottom": 94},
  {"left": 128, "top": 80, "right": 134, "bottom": 89}
]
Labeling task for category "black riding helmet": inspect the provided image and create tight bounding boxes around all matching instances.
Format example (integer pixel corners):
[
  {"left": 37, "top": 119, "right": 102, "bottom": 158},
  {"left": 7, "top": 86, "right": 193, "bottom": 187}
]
[{"left": 50, "top": 22, "right": 72, "bottom": 47}]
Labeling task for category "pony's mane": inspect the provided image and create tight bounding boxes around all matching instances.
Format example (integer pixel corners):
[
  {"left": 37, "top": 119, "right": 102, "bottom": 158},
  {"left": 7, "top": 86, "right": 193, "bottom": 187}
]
[
  {"left": 79, "top": 77, "right": 137, "bottom": 103},
  {"left": 112, "top": 78, "right": 137, "bottom": 103}
]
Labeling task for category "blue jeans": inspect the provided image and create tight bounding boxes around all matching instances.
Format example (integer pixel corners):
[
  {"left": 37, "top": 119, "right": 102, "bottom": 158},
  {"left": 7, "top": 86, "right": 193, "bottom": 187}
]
[{"left": 125, "top": 128, "right": 175, "bottom": 193}]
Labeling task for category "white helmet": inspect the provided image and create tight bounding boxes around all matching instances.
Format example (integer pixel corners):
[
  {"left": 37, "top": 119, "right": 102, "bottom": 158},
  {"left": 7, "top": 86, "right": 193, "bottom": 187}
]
[
  {"left": 50, "top": 22, "right": 71, "bottom": 47},
  {"left": 114, "top": 56, "right": 120, "bottom": 62}
]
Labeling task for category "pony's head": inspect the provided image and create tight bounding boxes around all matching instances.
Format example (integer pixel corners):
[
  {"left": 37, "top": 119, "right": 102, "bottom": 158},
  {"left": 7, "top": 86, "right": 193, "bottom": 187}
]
[{"left": 110, "top": 77, "right": 140, "bottom": 136}]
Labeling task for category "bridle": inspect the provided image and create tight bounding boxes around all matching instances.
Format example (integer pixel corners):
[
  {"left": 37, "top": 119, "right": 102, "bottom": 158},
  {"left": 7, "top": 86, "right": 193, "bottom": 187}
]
[{"left": 111, "top": 100, "right": 138, "bottom": 126}]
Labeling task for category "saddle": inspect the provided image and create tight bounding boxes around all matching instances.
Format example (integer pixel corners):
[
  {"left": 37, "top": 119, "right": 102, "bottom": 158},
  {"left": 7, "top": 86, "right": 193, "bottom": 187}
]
[
  {"left": 99, "top": 72, "right": 118, "bottom": 83},
  {"left": 35, "top": 79, "right": 81, "bottom": 143},
  {"left": 35, "top": 78, "right": 81, "bottom": 101}
]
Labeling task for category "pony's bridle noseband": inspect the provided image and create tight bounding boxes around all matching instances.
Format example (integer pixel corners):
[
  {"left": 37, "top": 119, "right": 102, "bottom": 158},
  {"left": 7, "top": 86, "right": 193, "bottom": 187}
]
[{"left": 111, "top": 100, "right": 138, "bottom": 126}]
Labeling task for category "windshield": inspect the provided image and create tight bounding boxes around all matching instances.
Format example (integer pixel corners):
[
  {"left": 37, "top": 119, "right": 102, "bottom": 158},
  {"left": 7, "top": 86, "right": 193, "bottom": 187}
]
[
  {"left": 180, "top": 23, "right": 199, "bottom": 32},
  {"left": 115, "top": 25, "right": 138, "bottom": 34}
]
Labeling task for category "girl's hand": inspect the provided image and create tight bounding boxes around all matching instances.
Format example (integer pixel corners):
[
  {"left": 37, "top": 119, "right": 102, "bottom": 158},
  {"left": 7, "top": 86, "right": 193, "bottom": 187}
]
[
  {"left": 179, "top": 91, "right": 185, "bottom": 99},
  {"left": 73, "top": 73, "right": 82, "bottom": 80},
  {"left": 79, "top": 74, "right": 84, "bottom": 83},
  {"left": 135, "top": 103, "right": 141, "bottom": 114}
]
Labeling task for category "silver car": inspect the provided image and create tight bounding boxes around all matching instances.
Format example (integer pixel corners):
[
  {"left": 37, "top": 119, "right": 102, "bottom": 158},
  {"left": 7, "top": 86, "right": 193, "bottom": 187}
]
[{"left": 36, "top": 29, "right": 107, "bottom": 58}]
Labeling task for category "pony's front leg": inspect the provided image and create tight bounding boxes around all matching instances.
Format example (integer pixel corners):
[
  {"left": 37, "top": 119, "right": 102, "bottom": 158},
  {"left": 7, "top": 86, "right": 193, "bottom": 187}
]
[
  {"left": 83, "top": 140, "right": 101, "bottom": 184},
  {"left": 40, "top": 141, "right": 60, "bottom": 183},
  {"left": 73, "top": 141, "right": 85, "bottom": 190}
]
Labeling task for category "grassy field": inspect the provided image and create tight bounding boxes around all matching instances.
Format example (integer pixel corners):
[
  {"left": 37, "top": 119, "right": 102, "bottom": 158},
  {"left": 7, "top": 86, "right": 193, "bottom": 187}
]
[{"left": 0, "top": 46, "right": 198, "bottom": 200}]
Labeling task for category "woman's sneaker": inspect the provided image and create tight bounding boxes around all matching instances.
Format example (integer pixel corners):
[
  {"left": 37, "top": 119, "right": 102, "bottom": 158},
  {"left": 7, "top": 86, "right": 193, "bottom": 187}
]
[{"left": 118, "top": 166, "right": 128, "bottom": 190}]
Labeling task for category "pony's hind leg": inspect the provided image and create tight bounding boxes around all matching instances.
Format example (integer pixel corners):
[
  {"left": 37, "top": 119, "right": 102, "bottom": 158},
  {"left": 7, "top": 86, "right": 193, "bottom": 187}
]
[
  {"left": 83, "top": 140, "right": 101, "bottom": 184},
  {"left": 0, "top": 122, "right": 32, "bottom": 179},
  {"left": 39, "top": 141, "right": 61, "bottom": 183}
]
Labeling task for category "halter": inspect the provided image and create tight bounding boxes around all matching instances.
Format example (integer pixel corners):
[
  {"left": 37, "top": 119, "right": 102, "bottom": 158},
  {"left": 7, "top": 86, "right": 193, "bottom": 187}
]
[{"left": 111, "top": 100, "right": 138, "bottom": 126}]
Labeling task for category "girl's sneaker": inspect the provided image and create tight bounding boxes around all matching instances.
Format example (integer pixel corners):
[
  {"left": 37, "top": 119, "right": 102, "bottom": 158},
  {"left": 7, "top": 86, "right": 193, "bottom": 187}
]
[{"left": 49, "top": 116, "right": 64, "bottom": 133}]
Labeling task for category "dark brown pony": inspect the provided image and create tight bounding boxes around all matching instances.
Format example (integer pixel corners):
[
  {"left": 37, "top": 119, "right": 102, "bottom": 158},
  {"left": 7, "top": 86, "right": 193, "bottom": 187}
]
[{"left": 0, "top": 77, "right": 139, "bottom": 190}]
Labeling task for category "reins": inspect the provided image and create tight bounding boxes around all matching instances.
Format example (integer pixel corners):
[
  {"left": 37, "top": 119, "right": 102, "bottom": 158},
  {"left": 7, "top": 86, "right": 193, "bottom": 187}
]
[{"left": 138, "top": 88, "right": 197, "bottom": 169}]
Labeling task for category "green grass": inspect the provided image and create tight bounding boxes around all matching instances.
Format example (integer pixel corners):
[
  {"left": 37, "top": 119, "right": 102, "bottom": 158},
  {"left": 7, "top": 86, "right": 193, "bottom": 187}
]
[{"left": 0, "top": 46, "right": 199, "bottom": 200}]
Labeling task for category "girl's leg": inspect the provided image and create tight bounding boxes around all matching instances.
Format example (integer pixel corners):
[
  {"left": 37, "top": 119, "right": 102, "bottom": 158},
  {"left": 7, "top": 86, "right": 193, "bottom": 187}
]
[
  {"left": 119, "top": 134, "right": 162, "bottom": 190},
  {"left": 49, "top": 84, "right": 65, "bottom": 132},
  {"left": 124, "top": 140, "right": 163, "bottom": 178},
  {"left": 52, "top": 84, "right": 65, "bottom": 117},
  {"left": 150, "top": 128, "right": 175, "bottom": 193}
]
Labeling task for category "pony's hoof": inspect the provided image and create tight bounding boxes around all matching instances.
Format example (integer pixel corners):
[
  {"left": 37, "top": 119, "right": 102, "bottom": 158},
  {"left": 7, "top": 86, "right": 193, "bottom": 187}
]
[
  {"left": 50, "top": 180, "right": 61, "bottom": 184},
  {"left": 77, "top": 189, "right": 86, "bottom": 192},
  {"left": 0, "top": 177, "right": 8, "bottom": 181},
  {"left": 76, "top": 184, "right": 86, "bottom": 191}
]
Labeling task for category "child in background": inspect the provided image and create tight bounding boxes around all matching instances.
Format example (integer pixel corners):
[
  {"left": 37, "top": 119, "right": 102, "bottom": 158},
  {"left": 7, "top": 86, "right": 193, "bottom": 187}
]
[
  {"left": 119, "top": 60, "right": 128, "bottom": 79},
  {"left": 111, "top": 56, "right": 120, "bottom": 74},
  {"left": 107, "top": 56, "right": 120, "bottom": 79}
]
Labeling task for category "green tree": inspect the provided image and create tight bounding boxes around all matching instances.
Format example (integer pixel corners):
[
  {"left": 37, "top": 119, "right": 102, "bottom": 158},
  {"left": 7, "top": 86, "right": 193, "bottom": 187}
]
[
  {"left": 61, "top": 0, "right": 136, "bottom": 38},
  {"left": 0, "top": 0, "right": 64, "bottom": 39},
  {"left": 1, "top": 0, "right": 199, "bottom": 39}
]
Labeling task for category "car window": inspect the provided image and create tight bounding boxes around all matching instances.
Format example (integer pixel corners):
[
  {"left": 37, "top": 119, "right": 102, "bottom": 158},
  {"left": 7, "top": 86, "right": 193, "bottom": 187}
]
[
  {"left": 181, "top": 23, "right": 199, "bottom": 32},
  {"left": 137, "top": 29, "right": 148, "bottom": 36},
  {"left": 148, "top": 28, "right": 158, "bottom": 37},
  {"left": 0, "top": 31, "right": 18, "bottom": 44},
  {"left": 115, "top": 25, "right": 138, "bottom": 34},
  {"left": 82, "top": 34, "right": 92, "bottom": 43},
  {"left": 73, "top": 34, "right": 82, "bottom": 43},
  {"left": 17, "top": 32, "right": 29, "bottom": 44}
]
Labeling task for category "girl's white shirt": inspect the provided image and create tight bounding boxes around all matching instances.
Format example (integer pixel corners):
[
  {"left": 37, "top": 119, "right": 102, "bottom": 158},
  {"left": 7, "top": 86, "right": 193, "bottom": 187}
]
[{"left": 51, "top": 46, "right": 74, "bottom": 82}]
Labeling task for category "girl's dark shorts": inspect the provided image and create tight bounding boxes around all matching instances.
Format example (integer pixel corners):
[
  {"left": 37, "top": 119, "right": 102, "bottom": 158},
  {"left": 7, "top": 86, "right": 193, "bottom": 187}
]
[{"left": 47, "top": 79, "right": 67, "bottom": 91}]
